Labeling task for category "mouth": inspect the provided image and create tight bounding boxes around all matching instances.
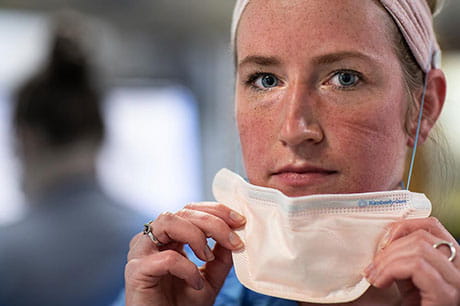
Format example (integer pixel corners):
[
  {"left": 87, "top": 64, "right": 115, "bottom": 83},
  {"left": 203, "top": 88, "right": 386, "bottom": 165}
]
[{"left": 271, "top": 165, "right": 338, "bottom": 188}]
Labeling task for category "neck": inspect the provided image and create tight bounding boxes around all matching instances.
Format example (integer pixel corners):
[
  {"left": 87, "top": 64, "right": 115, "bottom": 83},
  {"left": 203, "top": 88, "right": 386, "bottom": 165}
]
[{"left": 21, "top": 140, "right": 99, "bottom": 201}]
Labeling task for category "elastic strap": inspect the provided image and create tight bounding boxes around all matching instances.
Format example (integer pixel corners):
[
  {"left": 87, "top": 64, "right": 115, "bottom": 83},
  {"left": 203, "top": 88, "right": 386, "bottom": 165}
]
[{"left": 406, "top": 68, "right": 430, "bottom": 190}]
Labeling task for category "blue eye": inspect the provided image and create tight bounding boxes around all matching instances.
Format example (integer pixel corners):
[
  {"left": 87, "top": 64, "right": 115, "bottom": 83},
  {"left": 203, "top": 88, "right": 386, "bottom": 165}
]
[
  {"left": 338, "top": 73, "right": 357, "bottom": 86},
  {"left": 329, "top": 71, "right": 360, "bottom": 88},
  {"left": 253, "top": 74, "right": 279, "bottom": 89}
]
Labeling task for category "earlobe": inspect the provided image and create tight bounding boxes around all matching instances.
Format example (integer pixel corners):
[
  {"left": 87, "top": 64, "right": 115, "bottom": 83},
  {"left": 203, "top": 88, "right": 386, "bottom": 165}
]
[{"left": 407, "top": 68, "right": 446, "bottom": 147}]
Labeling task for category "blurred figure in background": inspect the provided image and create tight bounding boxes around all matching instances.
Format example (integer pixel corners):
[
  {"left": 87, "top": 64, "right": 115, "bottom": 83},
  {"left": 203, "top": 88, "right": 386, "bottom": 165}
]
[{"left": 0, "top": 14, "right": 146, "bottom": 306}]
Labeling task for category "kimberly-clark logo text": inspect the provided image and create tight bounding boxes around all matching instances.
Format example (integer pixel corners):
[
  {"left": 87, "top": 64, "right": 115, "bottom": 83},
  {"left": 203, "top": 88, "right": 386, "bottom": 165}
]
[{"left": 358, "top": 199, "right": 407, "bottom": 208}]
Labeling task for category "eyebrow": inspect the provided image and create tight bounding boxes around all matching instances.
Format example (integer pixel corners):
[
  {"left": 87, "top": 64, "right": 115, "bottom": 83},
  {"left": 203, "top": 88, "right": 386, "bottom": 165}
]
[
  {"left": 238, "top": 51, "right": 374, "bottom": 69},
  {"left": 311, "top": 51, "right": 374, "bottom": 65},
  {"left": 238, "top": 55, "right": 282, "bottom": 69}
]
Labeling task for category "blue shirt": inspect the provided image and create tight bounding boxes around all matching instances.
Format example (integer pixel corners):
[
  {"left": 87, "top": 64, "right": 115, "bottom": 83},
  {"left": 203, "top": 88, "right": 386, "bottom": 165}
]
[{"left": 0, "top": 177, "right": 147, "bottom": 306}]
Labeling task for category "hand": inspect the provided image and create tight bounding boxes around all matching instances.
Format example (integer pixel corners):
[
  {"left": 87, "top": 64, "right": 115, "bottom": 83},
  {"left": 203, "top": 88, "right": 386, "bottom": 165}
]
[
  {"left": 125, "top": 202, "right": 246, "bottom": 306},
  {"left": 364, "top": 217, "right": 460, "bottom": 306}
]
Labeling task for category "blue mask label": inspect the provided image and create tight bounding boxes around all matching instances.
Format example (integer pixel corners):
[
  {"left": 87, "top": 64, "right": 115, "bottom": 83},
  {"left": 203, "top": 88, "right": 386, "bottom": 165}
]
[{"left": 358, "top": 199, "right": 408, "bottom": 207}]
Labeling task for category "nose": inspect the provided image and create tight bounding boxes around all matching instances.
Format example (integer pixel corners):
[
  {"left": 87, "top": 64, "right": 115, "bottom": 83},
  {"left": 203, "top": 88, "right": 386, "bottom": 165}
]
[{"left": 278, "top": 84, "right": 324, "bottom": 146}]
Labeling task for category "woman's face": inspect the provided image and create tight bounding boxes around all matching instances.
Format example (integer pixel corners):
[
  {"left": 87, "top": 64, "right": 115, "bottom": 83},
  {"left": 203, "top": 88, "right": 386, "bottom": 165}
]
[{"left": 235, "top": 0, "right": 411, "bottom": 197}]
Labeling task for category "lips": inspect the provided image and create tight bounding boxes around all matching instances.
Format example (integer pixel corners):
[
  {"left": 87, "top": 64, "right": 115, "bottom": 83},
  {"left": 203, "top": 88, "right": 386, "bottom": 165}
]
[{"left": 271, "top": 164, "right": 338, "bottom": 187}]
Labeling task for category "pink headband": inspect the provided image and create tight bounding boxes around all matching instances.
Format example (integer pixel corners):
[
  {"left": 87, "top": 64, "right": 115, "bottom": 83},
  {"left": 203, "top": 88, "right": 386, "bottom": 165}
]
[{"left": 231, "top": 0, "right": 441, "bottom": 73}]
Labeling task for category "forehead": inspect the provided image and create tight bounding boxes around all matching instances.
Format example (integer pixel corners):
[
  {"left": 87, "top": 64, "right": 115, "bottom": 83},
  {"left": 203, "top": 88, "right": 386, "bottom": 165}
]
[{"left": 236, "top": 0, "right": 395, "bottom": 64}]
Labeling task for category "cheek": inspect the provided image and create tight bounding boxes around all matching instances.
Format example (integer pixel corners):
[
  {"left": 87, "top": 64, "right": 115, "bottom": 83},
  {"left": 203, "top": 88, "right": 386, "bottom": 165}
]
[
  {"left": 331, "top": 110, "right": 405, "bottom": 153},
  {"left": 325, "top": 98, "right": 409, "bottom": 189},
  {"left": 237, "top": 111, "right": 273, "bottom": 161},
  {"left": 236, "top": 101, "right": 279, "bottom": 181}
]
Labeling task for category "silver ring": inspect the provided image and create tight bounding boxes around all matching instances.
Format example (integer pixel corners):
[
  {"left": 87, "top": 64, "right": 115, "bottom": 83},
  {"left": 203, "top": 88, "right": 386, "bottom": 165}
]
[
  {"left": 143, "top": 221, "right": 165, "bottom": 247},
  {"left": 433, "top": 240, "right": 456, "bottom": 262}
]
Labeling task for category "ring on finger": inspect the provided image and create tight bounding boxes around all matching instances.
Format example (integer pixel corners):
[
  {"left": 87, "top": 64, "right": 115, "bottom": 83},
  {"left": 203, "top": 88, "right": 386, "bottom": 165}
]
[
  {"left": 433, "top": 240, "right": 456, "bottom": 262},
  {"left": 143, "top": 221, "right": 165, "bottom": 247}
]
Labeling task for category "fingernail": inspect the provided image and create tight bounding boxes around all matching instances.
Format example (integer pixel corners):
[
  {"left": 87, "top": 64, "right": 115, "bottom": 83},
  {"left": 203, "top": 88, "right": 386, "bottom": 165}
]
[
  {"left": 230, "top": 211, "right": 245, "bottom": 223},
  {"left": 365, "top": 266, "right": 377, "bottom": 284},
  {"left": 377, "top": 230, "right": 392, "bottom": 250},
  {"left": 229, "top": 232, "right": 243, "bottom": 248},
  {"left": 204, "top": 245, "right": 215, "bottom": 261},
  {"left": 363, "top": 263, "right": 373, "bottom": 277}
]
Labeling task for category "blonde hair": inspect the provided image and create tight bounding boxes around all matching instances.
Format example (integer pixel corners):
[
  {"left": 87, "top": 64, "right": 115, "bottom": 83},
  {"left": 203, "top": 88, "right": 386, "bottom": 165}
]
[
  {"left": 395, "top": 0, "right": 452, "bottom": 204},
  {"left": 427, "top": 0, "right": 444, "bottom": 15}
]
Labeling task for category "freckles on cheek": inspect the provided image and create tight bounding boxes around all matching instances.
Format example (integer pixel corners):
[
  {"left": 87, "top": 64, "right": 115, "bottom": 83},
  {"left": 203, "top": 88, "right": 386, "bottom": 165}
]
[
  {"left": 237, "top": 111, "right": 277, "bottom": 177},
  {"left": 330, "top": 102, "right": 406, "bottom": 151},
  {"left": 327, "top": 107, "right": 408, "bottom": 190},
  {"left": 239, "top": 115, "right": 274, "bottom": 155},
  {"left": 340, "top": 122, "right": 403, "bottom": 165}
]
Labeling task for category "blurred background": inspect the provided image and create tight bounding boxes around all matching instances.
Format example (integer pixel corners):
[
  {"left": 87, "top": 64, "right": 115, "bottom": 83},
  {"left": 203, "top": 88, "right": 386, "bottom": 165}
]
[
  {"left": 0, "top": 1, "right": 459, "bottom": 304},
  {"left": 0, "top": 0, "right": 458, "bottom": 234}
]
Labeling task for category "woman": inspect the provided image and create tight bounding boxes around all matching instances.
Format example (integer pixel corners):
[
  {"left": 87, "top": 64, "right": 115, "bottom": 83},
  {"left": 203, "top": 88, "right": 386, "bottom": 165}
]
[{"left": 125, "top": 0, "right": 460, "bottom": 305}]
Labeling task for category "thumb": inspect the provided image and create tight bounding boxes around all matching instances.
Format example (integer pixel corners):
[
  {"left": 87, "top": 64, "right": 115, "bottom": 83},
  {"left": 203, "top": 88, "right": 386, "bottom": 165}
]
[
  {"left": 396, "top": 279, "right": 420, "bottom": 305},
  {"left": 200, "top": 243, "right": 233, "bottom": 293}
]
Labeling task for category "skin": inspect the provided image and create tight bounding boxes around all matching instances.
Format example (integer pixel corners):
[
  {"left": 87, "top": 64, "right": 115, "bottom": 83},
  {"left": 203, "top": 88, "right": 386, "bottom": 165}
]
[
  {"left": 236, "top": 0, "right": 409, "bottom": 197},
  {"left": 125, "top": 0, "right": 458, "bottom": 305}
]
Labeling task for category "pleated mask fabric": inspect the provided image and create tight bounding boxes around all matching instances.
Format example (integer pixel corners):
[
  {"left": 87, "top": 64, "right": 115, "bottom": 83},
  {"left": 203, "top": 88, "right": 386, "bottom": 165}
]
[{"left": 213, "top": 168, "right": 432, "bottom": 303}]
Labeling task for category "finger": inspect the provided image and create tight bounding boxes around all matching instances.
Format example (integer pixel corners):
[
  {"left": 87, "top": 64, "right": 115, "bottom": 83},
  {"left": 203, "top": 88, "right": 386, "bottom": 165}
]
[
  {"left": 128, "top": 232, "right": 162, "bottom": 261},
  {"left": 129, "top": 232, "right": 144, "bottom": 249},
  {"left": 370, "top": 231, "right": 460, "bottom": 287},
  {"left": 152, "top": 212, "right": 213, "bottom": 262},
  {"left": 176, "top": 208, "right": 244, "bottom": 251},
  {"left": 125, "top": 250, "right": 204, "bottom": 291},
  {"left": 433, "top": 240, "right": 460, "bottom": 268},
  {"left": 380, "top": 217, "right": 460, "bottom": 268},
  {"left": 184, "top": 202, "right": 246, "bottom": 228},
  {"left": 367, "top": 255, "right": 458, "bottom": 305},
  {"left": 383, "top": 217, "right": 455, "bottom": 249},
  {"left": 200, "top": 243, "right": 233, "bottom": 293}
]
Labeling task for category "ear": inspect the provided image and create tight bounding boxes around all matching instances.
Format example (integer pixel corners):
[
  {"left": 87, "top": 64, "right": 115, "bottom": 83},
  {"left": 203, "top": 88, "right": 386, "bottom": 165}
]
[{"left": 407, "top": 68, "right": 446, "bottom": 147}]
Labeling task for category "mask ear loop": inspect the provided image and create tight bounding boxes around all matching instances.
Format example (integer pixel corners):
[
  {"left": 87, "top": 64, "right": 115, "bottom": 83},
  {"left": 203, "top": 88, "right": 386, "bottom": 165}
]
[{"left": 405, "top": 67, "right": 430, "bottom": 190}]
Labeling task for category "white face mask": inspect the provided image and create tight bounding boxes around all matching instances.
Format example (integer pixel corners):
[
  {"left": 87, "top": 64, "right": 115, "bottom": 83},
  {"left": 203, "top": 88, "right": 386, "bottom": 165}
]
[{"left": 212, "top": 168, "right": 432, "bottom": 304}]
